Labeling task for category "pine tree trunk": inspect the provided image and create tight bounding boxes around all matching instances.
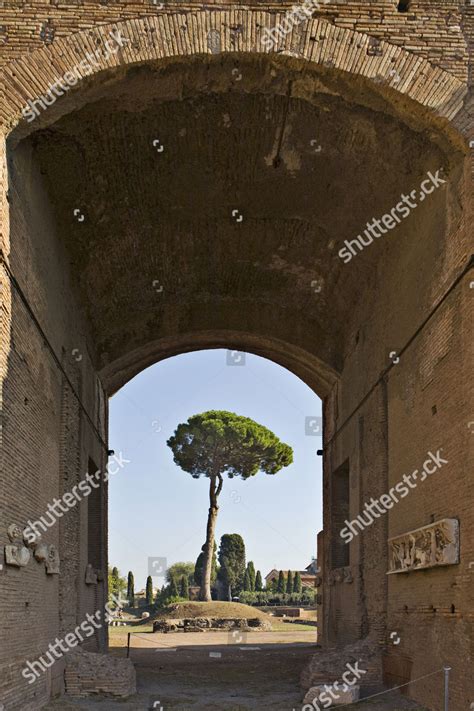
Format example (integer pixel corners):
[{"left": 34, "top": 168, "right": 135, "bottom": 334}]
[{"left": 199, "top": 475, "right": 220, "bottom": 601}]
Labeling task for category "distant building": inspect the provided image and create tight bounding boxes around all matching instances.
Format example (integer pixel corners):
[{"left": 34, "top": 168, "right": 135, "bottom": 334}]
[
  {"left": 305, "top": 558, "right": 320, "bottom": 575},
  {"left": 135, "top": 587, "right": 159, "bottom": 606}
]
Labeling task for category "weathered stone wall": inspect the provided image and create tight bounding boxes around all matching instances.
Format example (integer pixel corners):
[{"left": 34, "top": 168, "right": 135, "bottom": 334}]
[
  {"left": 321, "top": 153, "right": 473, "bottom": 709},
  {"left": 0, "top": 141, "right": 108, "bottom": 709}
]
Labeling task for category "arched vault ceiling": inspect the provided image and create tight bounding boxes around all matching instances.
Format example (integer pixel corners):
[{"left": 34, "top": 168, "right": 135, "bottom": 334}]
[{"left": 20, "top": 56, "right": 463, "bottom": 391}]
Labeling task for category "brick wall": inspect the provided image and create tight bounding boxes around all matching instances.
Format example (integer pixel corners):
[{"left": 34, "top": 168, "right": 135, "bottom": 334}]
[
  {"left": 321, "top": 156, "right": 473, "bottom": 708},
  {"left": 0, "top": 141, "right": 107, "bottom": 710},
  {"left": 0, "top": 1, "right": 471, "bottom": 83}
]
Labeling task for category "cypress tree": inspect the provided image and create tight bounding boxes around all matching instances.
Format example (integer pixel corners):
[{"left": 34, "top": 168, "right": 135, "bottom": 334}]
[
  {"left": 127, "top": 571, "right": 135, "bottom": 607},
  {"left": 271, "top": 576, "right": 278, "bottom": 593},
  {"left": 277, "top": 570, "right": 285, "bottom": 594},
  {"left": 111, "top": 566, "right": 120, "bottom": 597},
  {"left": 169, "top": 576, "right": 179, "bottom": 598},
  {"left": 180, "top": 575, "right": 189, "bottom": 599},
  {"left": 247, "top": 562, "right": 256, "bottom": 592},
  {"left": 293, "top": 571, "right": 302, "bottom": 593},
  {"left": 243, "top": 568, "right": 251, "bottom": 591},
  {"left": 286, "top": 570, "right": 293, "bottom": 594},
  {"left": 146, "top": 575, "right": 153, "bottom": 605},
  {"left": 255, "top": 570, "right": 263, "bottom": 592},
  {"left": 217, "top": 534, "right": 246, "bottom": 599}
]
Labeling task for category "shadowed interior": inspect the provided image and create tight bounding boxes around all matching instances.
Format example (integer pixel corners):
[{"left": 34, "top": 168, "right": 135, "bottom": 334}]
[{"left": 12, "top": 55, "right": 462, "bottom": 395}]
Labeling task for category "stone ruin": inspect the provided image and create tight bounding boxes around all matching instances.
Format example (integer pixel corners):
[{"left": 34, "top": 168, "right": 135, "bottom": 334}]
[
  {"left": 300, "top": 639, "right": 383, "bottom": 697},
  {"left": 64, "top": 649, "right": 136, "bottom": 699},
  {"left": 153, "top": 616, "right": 272, "bottom": 633}
]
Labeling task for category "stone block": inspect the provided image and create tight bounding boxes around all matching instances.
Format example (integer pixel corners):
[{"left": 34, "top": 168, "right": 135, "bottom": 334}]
[
  {"left": 5, "top": 545, "right": 30, "bottom": 567},
  {"left": 303, "top": 684, "right": 360, "bottom": 707}
]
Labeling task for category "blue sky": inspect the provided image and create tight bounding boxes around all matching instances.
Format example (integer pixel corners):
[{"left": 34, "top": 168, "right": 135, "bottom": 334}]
[{"left": 108, "top": 349, "right": 322, "bottom": 591}]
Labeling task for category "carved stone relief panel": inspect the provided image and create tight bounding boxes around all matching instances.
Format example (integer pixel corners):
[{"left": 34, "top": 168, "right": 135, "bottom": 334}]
[{"left": 388, "top": 518, "right": 459, "bottom": 574}]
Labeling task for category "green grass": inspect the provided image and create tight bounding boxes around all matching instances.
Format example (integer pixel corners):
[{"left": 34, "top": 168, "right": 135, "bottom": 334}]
[{"left": 270, "top": 621, "right": 316, "bottom": 632}]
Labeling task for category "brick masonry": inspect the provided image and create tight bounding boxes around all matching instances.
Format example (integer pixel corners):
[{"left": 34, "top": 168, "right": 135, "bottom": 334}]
[{"left": 64, "top": 649, "right": 136, "bottom": 698}]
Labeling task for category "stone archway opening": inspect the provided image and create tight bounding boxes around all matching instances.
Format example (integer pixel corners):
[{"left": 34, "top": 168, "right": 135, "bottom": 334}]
[{"left": 106, "top": 347, "right": 324, "bottom": 706}]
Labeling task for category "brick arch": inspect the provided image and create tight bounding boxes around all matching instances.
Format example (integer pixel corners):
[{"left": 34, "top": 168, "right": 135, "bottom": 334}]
[
  {"left": 101, "top": 329, "right": 340, "bottom": 397},
  {"left": 0, "top": 9, "right": 468, "bottom": 136}
]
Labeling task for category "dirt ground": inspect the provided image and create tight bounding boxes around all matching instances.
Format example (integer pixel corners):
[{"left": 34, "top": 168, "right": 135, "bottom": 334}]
[{"left": 46, "top": 631, "right": 428, "bottom": 710}]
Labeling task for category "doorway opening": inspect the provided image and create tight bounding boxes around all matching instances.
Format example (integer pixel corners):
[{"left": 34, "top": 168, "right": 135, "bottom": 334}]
[{"left": 107, "top": 348, "right": 322, "bottom": 709}]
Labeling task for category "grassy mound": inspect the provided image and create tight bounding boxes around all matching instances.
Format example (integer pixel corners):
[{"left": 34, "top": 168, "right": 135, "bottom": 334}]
[{"left": 154, "top": 601, "right": 271, "bottom": 621}]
